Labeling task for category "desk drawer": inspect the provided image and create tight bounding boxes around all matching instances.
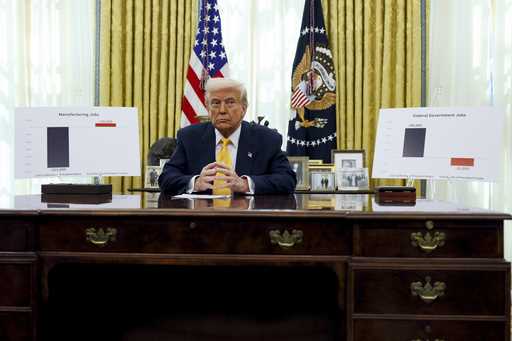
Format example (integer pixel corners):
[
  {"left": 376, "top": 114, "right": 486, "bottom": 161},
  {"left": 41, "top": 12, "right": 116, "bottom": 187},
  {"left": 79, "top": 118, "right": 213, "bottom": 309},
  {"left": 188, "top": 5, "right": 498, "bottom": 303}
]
[
  {"left": 353, "top": 319, "right": 506, "bottom": 341},
  {"left": 0, "top": 312, "right": 32, "bottom": 341},
  {"left": 39, "top": 217, "right": 351, "bottom": 255},
  {"left": 0, "top": 219, "right": 32, "bottom": 251},
  {"left": 355, "top": 219, "right": 502, "bottom": 258},
  {"left": 0, "top": 264, "right": 32, "bottom": 307},
  {"left": 352, "top": 265, "right": 508, "bottom": 315}
]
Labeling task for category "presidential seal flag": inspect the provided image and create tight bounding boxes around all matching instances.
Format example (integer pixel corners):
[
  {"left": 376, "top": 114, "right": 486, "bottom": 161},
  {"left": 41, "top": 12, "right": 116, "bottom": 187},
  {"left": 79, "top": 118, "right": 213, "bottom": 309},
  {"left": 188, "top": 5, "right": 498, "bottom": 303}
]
[
  {"left": 181, "top": 0, "right": 229, "bottom": 127},
  {"left": 287, "top": 0, "right": 336, "bottom": 163}
]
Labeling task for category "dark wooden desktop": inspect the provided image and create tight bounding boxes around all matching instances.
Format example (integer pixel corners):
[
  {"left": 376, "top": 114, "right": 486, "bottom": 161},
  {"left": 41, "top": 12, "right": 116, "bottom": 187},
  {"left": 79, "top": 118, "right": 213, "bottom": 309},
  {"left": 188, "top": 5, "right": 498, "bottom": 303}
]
[{"left": 0, "top": 193, "right": 510, "bottom": 340}]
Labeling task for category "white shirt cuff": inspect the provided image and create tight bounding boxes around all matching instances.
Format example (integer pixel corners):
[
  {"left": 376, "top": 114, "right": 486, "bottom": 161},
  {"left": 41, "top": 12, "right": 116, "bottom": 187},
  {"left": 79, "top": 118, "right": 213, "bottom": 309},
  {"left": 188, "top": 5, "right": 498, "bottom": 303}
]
[
  {"left": 187, "top": 175, "right": 199, "bottom": 193},
  {"left": 241, "top": 175, "right": 255, "bottom": 194}
]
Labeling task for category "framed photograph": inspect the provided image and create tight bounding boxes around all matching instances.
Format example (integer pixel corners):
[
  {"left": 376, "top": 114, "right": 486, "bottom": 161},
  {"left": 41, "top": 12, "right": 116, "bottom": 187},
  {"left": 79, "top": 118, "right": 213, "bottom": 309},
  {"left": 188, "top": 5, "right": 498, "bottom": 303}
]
[
  {"left": 309, "top": 164, "right": 335, "bottom": 192},
  {"left": 145, "top": 166, "right": 162, "bottom": 188},
  {"left": 331, "top": 150, "right": 365, "bottom": 172},
  {"left": 288, "top": 156, "right": 309, "bottom": 190},
  {"left": 337, "top": 168, "right": 370, "bottom": 190},
  {"left": 310, "top": 171, "right": 336, "bottom": 191}
]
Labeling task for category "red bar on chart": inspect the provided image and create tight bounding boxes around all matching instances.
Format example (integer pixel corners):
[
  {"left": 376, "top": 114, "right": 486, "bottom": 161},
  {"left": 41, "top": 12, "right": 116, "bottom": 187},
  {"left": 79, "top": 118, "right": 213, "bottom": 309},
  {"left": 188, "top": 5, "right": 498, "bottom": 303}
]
[{"left": 450, "top": 157, "right": 474, "bottom": 167}]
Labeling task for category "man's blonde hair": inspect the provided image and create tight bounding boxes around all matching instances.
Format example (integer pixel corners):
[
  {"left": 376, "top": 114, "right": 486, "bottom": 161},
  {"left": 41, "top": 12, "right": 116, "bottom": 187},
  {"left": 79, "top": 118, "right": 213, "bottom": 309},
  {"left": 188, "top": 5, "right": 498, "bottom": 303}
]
[{"left": 204, "top": 78, "right": 248, "bottom": 108}]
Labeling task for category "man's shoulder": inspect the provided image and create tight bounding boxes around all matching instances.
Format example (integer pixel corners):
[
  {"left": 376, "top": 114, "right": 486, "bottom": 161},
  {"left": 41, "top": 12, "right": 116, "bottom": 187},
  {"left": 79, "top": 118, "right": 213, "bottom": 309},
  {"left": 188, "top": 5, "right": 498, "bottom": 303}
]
[{"left": 177, "top": 122, "right": 211, "bottom": 138}]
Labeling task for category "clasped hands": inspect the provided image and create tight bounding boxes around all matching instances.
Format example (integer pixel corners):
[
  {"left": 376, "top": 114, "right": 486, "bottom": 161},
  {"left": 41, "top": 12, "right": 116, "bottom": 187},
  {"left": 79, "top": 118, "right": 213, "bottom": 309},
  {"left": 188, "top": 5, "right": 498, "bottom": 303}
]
[{"left": 193, "top": 162, "right": 249, "bottom": 193}]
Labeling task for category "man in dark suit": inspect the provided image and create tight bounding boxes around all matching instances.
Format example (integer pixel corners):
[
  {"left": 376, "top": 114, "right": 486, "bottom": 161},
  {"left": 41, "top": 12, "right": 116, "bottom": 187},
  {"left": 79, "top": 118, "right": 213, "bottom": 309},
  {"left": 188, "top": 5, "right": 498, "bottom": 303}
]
[{"left": 158, "top": 78, "right": 296, "bottom": 196}]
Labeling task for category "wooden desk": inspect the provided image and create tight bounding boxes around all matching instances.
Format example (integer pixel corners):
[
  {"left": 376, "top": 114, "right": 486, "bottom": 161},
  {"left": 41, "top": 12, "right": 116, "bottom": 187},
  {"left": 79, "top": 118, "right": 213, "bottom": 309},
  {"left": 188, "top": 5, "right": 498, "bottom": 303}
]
[{"left": 0, "top": 193, "right": 510, "bottom": 340}]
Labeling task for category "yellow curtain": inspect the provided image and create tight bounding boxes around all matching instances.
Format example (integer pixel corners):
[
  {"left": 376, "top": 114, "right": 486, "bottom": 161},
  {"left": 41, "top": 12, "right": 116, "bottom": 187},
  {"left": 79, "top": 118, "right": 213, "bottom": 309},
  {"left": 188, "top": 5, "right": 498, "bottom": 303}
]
[
  {"left": 322, "top": 0, "right": 426, "bottom": 188},
  {"left": 100, "top": 0, "right": 197, "bottom": 192}
]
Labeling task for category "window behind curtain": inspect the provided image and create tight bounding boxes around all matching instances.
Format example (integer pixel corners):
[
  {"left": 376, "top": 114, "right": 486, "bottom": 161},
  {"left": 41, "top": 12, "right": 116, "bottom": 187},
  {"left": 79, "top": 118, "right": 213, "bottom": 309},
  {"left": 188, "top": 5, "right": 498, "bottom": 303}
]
[
  {"left": 0, "top": 0, "right": 96, "bottom": 203},
  {"left": 429, "top": 0, "right": 512, "bottom": 259},
  {"left": 219, "top": 0, "right": 304, "bottom": 148}
]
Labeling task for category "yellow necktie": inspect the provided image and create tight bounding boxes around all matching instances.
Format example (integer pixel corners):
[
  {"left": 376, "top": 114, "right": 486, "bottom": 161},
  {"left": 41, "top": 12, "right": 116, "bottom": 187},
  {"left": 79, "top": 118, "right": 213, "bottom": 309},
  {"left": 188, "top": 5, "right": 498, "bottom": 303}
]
[{"left": 213, "top": 138, "right": 232, "bottom": 196}]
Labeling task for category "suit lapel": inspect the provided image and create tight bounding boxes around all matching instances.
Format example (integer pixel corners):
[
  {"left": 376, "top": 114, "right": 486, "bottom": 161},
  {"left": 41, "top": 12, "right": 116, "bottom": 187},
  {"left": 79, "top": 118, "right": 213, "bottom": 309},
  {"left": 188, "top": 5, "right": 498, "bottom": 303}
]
[
  {"left": 235, "top": 121, "right": 254, "bottom": 175},
  {"left": 200, "top": 124, "right": 216, "bottom": 167}
]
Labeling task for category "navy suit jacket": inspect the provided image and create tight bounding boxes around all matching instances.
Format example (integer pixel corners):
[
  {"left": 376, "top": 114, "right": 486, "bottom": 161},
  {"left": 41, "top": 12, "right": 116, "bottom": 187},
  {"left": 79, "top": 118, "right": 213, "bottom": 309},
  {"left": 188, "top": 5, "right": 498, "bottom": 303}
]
[{"left": 158, "top": 121, "right": 297, "bottom": 195}]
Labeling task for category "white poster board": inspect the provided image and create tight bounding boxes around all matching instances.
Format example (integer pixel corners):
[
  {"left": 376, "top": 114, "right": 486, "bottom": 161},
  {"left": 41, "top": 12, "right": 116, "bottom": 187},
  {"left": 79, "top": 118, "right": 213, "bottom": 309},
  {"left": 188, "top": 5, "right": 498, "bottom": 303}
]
[
  {"left": 15, "top": 107, "right": 140, "bottom": 178},
  {"left": 372, "top": 107, "right": 503, "bottom": 181}
]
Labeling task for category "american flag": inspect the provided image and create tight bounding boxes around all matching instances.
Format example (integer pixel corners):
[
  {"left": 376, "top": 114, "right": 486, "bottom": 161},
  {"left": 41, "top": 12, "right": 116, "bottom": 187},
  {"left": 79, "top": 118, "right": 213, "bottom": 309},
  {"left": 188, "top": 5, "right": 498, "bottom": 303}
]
[
  {"left": 291, "top": 81, "right": 313, "bottom": 108},
  {"left": 181, "top": 0, "right": 229, "bottom": 127}
]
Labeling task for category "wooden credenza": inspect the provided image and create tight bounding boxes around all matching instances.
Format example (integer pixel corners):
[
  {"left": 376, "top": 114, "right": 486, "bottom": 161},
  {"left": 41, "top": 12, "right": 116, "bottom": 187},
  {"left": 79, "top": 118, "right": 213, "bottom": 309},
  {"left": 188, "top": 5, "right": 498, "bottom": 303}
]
[{"left": 0, "top": 193, "right": 510, "bottom": 340}]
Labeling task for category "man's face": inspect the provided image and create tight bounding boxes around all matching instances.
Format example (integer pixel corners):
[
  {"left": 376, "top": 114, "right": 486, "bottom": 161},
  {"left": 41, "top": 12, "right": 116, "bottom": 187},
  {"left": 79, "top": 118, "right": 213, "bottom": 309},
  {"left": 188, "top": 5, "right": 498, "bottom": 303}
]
[{"left": 207, "top": 87, "right": 246, "bottom": 137}]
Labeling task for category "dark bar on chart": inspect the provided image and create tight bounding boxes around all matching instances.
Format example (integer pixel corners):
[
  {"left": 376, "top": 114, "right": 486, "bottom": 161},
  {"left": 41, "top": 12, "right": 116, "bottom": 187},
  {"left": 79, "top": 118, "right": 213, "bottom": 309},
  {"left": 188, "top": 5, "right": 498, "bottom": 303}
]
[
  {"left": 47, "top": 127, "right": 70, "bottom": 168},
  {"left": 402, "top": 128, "right": 426, "bottom": 157}
]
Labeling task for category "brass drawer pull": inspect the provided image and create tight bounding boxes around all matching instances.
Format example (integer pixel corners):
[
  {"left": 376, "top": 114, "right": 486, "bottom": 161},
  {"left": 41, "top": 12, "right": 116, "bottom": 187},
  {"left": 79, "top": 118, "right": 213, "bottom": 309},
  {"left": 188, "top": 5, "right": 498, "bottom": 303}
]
[
  {"left": 411, "top": 220, "right": 445, "bottom": 253},
  {"left": 85, "top": 227, "right": 117, "bottom": 247},
  {"left": 269, "top": 229, "right": 303, "bottom": 248},
  {"left": 410, "top": 276, "right": 446, "bottom": 303}
]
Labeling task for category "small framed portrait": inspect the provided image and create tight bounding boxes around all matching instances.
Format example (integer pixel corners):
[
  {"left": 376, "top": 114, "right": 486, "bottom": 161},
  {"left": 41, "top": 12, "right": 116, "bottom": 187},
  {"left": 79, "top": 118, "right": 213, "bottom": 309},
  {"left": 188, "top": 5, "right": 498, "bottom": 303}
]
[
  {"left": 310, "top": 171, "right": 336, "bottom": 191},
  {"left": 288, "top": 156, "right": 309, "bottom": 190},
  {"left": 337, "top": 168, "right": 370, "bottom": 190},
  {"left": 309, "top": 164, "right": 335, "bottom": 192},
  {"left": 331, "top": 150, "right": 365, "bottom": 172},
  {"left": 145, "top": 166, "right": 162, "bottom": 189}
]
